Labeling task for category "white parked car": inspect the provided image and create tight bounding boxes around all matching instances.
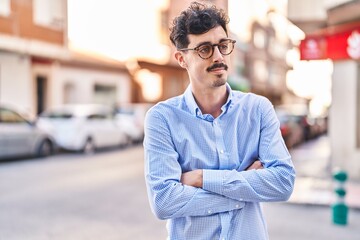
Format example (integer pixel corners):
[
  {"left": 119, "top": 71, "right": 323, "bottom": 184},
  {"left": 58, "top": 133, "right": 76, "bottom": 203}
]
[
  {"left": 114, "top": 103, "right": 153, "bottom": 143},
  {"left": 0, "top": 103, "right": 54, "bottom": 160},
  {"left": 115, "top": 109, "right": 143, "bottom": 143},
  {"left": 37, "top": 104, "right": 130, "bottom": 154}
]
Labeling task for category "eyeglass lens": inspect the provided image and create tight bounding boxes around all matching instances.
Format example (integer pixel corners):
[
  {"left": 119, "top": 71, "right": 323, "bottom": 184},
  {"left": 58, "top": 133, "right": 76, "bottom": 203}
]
[{"left": 197, "top": 40, "right": 234, "bottom": 59}]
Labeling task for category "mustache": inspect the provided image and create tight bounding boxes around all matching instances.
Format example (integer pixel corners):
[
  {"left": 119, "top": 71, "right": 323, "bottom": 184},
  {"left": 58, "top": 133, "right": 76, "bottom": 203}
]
[{"left": 206, "top": 63, "right": 228, "bottom": 72}]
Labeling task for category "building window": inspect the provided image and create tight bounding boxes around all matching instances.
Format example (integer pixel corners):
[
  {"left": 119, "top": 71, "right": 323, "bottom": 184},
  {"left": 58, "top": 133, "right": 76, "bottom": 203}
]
[
  {"left": 253, "top": 29, "right": 266, "bottom": 49},
  {"left": 33, "top": 0, "right": 64, "bottom": 29},
  {"left": 269, "top": 37, "right": 288, "bottom": 59},
  {"left": 94, "top": 84, "right": 117, "bottom": 106},
  {"left": 254, "top": 60, "right": 268, "bottom": 82},
  {"left": 0, "top": 0, "right": 11, "bottom": 17},
  {"left": 268, "top": 65, "right": 282, "bottom": 87},
  {"left": 0, "top": 0, "right": 10, "bottom": 16},
  {"left": 64, "top": 82, "right": 76, "bottom": 104}
]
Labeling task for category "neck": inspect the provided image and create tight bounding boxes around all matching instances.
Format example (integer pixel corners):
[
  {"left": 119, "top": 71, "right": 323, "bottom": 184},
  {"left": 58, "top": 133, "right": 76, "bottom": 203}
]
[{"left": 192, "top": 85, "right": 228, "bottom": 118}]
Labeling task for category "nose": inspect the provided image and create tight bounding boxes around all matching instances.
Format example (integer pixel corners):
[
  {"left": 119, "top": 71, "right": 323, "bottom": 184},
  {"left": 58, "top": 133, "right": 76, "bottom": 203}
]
[{"left": 212, "top": 46, "right": 224, "bottom": 62}]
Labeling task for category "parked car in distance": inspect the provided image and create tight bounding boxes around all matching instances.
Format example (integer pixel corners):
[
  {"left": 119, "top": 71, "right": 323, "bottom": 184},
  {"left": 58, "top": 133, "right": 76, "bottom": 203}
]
[
  {"left": 115, "top": 110, "right": 143, "bottom": 144},
  {"left": 275, "top": 104, "right": 328, "bottom": 148},
  {"left": 276, "top": 109, "right": 305, "bottom": 149},
  {"left": 0, "top": 103, "right": 54, "bottom": 160},
  {"left": 37, "top": 104, "right": 129, "bottom": 154},
  {"left": 114, "top": 103, "right": 153, "bottom": 144}
]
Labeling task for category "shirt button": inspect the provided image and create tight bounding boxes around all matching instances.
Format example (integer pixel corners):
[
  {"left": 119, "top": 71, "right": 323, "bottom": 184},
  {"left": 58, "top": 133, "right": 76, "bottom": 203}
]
[
  {"left": 207, "top": 210, "right": 212, "bottom": 214},
  {"left": 220, "top": 150, "right": 224, "bottom": 154},
  {"left": 235, "top": 204, "right": 240, "bottom": 208}
]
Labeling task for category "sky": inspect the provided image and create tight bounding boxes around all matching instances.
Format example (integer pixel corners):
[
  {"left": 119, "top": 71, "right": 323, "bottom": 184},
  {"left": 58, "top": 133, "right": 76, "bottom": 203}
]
[{"left": 67, "top": 0, "right": 169, "bottom": 62}]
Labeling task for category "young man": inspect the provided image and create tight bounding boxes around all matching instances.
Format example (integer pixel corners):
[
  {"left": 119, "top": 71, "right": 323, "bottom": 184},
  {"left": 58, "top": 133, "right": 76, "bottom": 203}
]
[{"left": 143, "top": 2, "right": 295, "bottom": 239}]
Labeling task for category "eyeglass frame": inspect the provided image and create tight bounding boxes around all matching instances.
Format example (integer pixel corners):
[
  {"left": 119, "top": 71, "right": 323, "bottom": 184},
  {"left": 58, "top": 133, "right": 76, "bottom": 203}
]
[{"left": 178, "top": 39, "right": 236, "bottom": 59}]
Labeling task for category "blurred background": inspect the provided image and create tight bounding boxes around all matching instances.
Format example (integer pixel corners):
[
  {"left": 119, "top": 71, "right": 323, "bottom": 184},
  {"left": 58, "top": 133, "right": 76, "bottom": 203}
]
[{"left": 0, "top": 0, "right": 360, "bottom": 239}]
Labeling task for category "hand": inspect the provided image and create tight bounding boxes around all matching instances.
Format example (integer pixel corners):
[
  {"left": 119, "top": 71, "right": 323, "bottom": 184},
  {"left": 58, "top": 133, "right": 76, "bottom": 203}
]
[
  {"left": 180, "top": 169, "right": 203, "bottom": 188},
  {"left": 245, "top": 160, "right": 264, "bottom": 170}
]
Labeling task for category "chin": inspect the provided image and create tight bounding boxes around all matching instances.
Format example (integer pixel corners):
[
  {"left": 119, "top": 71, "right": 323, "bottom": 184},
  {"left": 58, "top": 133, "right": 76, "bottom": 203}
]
[{"left": 212, "top": 77, "right": 227, "bottom": 87}]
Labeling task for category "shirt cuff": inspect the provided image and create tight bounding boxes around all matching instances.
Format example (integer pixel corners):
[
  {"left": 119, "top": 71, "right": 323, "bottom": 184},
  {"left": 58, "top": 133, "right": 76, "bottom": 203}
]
[{"left": 202, "top": 169, "right": 226, "bottom": 195}]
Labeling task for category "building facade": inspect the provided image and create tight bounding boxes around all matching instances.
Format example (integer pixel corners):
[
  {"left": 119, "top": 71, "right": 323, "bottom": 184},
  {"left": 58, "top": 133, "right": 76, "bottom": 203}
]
[
  {"left": 0, "top": 0, "right": 131, "bottom": 116},
  {"left": 289, "top": 0, "right": 360, "bottom": 179},
  {"left": 245, "top": 17, "right": 295, "bottom": 105}
]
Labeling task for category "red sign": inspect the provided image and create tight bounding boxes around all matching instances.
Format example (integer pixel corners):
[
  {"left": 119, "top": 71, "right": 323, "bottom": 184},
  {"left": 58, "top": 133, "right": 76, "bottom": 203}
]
[
  {"left": 300, "top": 37, "right": 327, "bottom": 60},
  {"left": 300, "top": 23, "right": 360, "bottom": 61}
]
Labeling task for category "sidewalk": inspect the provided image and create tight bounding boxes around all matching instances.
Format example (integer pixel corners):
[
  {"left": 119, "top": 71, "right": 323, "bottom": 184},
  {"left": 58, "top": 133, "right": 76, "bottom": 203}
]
[{"left": 286, "top": 135, "right": 360, "bottom": 210}]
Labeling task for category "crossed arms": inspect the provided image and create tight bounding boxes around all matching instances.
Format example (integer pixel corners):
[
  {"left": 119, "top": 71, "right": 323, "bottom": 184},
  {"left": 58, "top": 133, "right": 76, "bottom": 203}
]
[{"left": 181, "top": 160, "right": 264, "bottom": 188}]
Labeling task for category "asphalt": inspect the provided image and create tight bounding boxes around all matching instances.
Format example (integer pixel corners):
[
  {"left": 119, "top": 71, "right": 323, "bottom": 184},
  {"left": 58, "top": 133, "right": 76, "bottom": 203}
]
[{"left": 287, "top": 134, "right": 360, "bottom": 210}]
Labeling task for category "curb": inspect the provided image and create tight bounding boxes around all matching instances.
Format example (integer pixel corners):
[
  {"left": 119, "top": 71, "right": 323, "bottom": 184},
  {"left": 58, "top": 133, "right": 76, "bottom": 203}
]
[
  {"left": 288, "top": 177, "right": 360, "bottom": 211},
  {"left": 286, "top": 199, "right": 360, "bottom": 211}
]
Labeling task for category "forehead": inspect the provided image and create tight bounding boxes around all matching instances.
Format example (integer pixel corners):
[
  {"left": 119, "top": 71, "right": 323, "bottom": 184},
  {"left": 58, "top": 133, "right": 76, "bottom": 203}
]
[{"left": 187, "top": 26, "right": 228, "bottom": 47}]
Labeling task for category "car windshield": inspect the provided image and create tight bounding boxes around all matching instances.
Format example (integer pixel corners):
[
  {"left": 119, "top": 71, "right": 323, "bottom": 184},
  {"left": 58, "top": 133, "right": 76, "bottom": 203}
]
[
  {"left": 116, "top": 108, "right": 135, "bottom": 115},
  {"left": 41, "top": 112, "right": 73, "bottom": 119},
  {"left": 40, "top": 104, "right": 114, "bottom": 119},
  {"left": 0, "top": 107, "right": 28, "bottom": 123}
]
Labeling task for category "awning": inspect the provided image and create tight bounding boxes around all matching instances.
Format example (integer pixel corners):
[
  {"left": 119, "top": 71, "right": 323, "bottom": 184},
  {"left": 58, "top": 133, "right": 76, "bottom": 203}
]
[{"left": 300, "top": 21, "right": 360, "bottom": 61}]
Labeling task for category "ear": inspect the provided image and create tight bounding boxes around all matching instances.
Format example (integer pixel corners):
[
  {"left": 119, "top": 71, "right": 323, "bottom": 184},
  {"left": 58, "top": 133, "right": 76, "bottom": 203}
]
[{"left": 174, "top": 51, "right": 187, "bottom": 69}]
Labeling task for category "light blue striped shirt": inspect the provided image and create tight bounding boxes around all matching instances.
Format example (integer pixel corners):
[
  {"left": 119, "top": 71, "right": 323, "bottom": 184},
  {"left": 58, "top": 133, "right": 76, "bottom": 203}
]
[{"left": 144, "top": 84, "right": 295, "bottom": 240}]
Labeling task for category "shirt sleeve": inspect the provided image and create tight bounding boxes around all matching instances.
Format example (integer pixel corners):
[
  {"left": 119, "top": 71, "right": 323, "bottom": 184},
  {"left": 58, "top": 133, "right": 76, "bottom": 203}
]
[
  {"left": 144, "top": 107, "right": 244, "bottom": 220},
  {"left": 202, "top": 98, "right": 296, "bottom": 202}
]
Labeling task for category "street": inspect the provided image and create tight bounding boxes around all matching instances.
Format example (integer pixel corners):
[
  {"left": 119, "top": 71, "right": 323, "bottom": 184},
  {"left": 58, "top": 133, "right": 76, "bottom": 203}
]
[
  {"left": 0, "top": 146, "right": 167, "bottom": 240},
  {"left": 1, "top": 140, "right": 359, "bottom": 240}
]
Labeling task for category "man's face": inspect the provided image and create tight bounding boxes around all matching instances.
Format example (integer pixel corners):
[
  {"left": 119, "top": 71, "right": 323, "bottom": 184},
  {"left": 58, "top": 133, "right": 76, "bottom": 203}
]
[{"left": 176, "top": 26, "right": 231, "bottom": 91}]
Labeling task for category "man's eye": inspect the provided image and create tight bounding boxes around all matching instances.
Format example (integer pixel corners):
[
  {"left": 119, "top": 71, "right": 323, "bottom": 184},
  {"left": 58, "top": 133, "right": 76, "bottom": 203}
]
[
  {"left": 219, "top": 44, "right": 229, "bottom": 51},
  {"left": 198, "top": 45, "right": 211, "bottom": 54}
]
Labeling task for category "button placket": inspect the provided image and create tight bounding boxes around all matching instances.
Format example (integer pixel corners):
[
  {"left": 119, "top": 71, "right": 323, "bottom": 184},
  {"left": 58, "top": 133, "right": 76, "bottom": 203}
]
[{"left": 213, "top": 119, "right": 229, "bottom": 168}]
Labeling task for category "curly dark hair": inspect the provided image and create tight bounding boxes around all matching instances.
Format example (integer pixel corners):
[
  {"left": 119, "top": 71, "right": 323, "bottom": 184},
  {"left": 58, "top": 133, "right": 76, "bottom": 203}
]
[{"left": 169, "top": 1, "right": 230, "bottom": 49}]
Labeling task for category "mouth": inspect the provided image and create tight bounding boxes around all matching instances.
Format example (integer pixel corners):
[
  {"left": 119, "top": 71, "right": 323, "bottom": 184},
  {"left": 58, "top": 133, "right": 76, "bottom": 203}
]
[{"left": 210, "top": 68, "right": 226, "bottom": 74}]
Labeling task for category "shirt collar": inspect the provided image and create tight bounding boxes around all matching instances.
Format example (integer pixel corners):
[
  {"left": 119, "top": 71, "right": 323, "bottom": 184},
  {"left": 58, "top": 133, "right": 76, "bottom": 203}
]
[{"left": 184, "top": 83, "right": 233, "bottom": 117}]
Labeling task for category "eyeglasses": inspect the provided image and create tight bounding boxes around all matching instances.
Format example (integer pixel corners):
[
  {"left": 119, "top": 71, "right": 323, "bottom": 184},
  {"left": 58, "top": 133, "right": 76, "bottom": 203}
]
[{"left": 179, "top": 39, "right": 236, "bottom": 59}]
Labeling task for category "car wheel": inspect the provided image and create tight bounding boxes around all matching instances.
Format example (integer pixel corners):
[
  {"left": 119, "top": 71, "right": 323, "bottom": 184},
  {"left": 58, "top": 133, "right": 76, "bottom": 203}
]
[
  {"left": 83, "top": 138, "right": 95, "bottom": 155},
  {"left": 37, "top": 139, "right": 53, "bottom": 158}
]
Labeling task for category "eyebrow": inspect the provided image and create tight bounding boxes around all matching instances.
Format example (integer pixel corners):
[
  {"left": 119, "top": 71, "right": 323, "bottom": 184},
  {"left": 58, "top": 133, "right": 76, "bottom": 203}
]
[{"left": 193, "top": 38, "right": 231, "bottom": 48}]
